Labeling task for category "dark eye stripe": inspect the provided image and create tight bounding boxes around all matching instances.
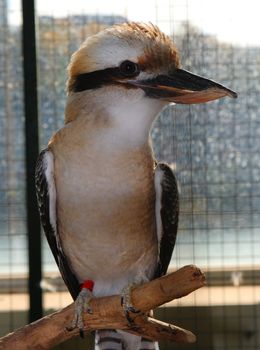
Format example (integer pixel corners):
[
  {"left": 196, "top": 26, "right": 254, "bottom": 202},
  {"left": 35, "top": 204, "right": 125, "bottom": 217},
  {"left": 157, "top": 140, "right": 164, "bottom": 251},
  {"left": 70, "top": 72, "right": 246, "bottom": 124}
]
[
  {"left": 71, "top": 67, "right": 120, "bottom": 92},
  {"left": 71, "top": 65, "right": 139, "bottom": 93}
]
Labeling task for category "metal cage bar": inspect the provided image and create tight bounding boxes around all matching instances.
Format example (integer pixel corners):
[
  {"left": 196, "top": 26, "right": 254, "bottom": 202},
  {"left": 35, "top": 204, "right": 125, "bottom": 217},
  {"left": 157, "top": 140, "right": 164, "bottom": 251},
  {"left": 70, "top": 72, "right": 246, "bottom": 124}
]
[{"left": 22, "top": 0, "right": 43, "bottom": 322}]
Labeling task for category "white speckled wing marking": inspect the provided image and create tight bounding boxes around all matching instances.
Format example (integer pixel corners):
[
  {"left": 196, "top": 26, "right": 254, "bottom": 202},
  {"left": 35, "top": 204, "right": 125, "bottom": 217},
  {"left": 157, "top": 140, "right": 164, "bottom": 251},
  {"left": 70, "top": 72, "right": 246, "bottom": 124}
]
[
  {"left": 154, "top": 167, "right": 163, "bottom": 249},
  {"left": 35, "top": 149, "right": 80, "bottom": 300},
  {"left": 154, "top": 163, "right": 179, "bottom": 277},
  {"left": 43, "top": 151, "right": 60, "bottom": 249}
]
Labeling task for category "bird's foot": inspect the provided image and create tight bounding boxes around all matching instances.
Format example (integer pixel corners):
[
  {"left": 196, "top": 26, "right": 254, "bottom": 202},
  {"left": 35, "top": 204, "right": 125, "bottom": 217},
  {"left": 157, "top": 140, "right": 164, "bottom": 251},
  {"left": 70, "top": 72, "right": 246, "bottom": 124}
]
[
  {"left": 67, "top": 280, "right": 94, "bottom": 337},
  {"left": 121, "top": 284, "right": 140, "bottom": 325}
]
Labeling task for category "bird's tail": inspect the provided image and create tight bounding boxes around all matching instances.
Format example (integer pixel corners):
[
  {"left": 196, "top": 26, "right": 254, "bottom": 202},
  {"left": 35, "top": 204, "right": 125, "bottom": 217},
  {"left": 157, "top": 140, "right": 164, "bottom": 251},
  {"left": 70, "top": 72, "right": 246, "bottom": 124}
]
[{"left": 95, "top": 329, "right": 159, "bottom": 350}]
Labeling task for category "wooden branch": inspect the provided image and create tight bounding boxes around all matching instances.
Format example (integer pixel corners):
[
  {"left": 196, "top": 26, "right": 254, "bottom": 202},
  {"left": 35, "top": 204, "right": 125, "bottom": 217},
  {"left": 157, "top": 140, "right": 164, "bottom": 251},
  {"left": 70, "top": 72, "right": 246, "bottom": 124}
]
[{"left": 0, "top": 265, "right": 205, "bottom": 350}]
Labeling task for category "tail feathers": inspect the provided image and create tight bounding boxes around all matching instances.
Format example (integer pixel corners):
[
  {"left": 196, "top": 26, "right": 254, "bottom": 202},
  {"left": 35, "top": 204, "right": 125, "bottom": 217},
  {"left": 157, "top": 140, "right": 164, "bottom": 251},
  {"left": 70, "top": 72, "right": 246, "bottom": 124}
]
[
  {"left": 95, "top": 329, "right": 159, "bottom": 350},
  {"left": 140, "top": 337, "right": 159, "bottom": 350},
  {"left": 95, "top": 329, "right": 122, "bottom": 350}
]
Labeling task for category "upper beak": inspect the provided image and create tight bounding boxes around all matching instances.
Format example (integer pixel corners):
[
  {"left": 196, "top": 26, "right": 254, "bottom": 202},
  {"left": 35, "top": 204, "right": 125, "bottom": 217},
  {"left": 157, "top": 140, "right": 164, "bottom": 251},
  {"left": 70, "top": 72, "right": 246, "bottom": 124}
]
[{"left": 127, "top": 68, "right": 237, "bottom": 104}]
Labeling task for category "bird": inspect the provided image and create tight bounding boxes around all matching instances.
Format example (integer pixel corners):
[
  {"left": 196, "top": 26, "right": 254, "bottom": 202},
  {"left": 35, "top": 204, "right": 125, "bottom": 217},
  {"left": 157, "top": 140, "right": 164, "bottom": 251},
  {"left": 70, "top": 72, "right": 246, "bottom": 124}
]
[{"left": 35, "top": 22, "right": 237, "bottom": 350}]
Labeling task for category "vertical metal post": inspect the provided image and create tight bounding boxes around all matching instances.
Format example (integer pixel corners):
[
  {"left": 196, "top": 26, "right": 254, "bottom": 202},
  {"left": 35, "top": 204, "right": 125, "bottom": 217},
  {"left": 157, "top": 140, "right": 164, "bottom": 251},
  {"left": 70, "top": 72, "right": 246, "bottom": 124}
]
[{"left": 22, "top": 0, "right": 43, "bottom": 321}]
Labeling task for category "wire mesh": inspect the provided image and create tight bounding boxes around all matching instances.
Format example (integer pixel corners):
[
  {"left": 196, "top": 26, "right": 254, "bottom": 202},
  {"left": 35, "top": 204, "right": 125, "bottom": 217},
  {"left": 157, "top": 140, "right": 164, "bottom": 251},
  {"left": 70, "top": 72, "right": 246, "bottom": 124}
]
[
  {"left": 35, "top": 1, "right": 260, "bottom": 349},
  {"left": 0, "top": 0, "right": 28, "bottom": 336},
  {"left": 1, "top": 0, "right": 260, "bottom": 349}
]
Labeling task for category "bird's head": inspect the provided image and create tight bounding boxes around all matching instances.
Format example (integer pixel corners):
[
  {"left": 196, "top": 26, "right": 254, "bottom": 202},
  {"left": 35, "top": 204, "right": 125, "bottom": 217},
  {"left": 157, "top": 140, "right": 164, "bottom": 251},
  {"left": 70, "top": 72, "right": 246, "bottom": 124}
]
[{"left": 65, "top": 22, "right": 237, "bottom": 124}]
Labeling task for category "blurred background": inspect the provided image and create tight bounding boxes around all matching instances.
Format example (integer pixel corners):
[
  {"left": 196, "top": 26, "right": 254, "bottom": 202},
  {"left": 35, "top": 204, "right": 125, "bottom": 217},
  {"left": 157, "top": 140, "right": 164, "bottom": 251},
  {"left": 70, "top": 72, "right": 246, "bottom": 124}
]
[{"left": 1, "top": 0, "right": 260, "bottom": 349}]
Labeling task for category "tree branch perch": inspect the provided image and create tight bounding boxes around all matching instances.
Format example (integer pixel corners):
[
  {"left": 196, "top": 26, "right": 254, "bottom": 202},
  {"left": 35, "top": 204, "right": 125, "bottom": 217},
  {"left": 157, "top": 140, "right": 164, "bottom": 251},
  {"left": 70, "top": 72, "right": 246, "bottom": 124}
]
[{"left": 0, "top": 265, "right": 205, "bottom": 350}]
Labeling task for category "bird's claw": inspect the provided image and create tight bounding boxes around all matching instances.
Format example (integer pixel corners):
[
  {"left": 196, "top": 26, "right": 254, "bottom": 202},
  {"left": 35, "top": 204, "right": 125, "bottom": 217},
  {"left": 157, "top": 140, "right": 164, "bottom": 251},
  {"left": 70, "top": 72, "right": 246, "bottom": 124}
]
[
  {"left": 121, "top": 284, "right": 140, "bottom": 325},
  {"left": 67, "top": 288, "right": 93, "bottom": 336}
]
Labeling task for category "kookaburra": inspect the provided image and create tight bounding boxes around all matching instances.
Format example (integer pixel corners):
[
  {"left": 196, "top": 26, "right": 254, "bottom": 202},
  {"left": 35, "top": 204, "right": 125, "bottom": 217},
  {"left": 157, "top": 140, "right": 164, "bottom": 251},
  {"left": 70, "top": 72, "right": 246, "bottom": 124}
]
[{"left": 35, "top": 22, "right": 237, "bottom": 350}]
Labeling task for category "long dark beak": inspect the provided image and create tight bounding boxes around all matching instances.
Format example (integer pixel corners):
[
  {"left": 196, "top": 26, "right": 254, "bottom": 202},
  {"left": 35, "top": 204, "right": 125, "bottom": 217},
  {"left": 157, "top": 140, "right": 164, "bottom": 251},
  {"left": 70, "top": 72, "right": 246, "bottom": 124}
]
[{"left": 127, "top": 68, "right": 237, "bottom": 104}]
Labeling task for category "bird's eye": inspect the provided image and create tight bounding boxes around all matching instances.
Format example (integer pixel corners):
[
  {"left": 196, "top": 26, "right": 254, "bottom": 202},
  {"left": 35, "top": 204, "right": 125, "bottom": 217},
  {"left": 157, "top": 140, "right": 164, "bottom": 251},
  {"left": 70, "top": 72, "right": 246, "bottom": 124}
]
[{"left": 119, "top": 60, "right": 140, "bottom": 77}]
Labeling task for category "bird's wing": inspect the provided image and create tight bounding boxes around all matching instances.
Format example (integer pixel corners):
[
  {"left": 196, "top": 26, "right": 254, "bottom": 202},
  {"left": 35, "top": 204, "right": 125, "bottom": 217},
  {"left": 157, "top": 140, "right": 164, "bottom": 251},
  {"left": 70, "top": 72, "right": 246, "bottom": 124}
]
[
  {"left": 154, "top": 162, "right": 179, "bottom": 277},
  {"left": 35, "top": 149, "right": 80, "bottom": 300}
]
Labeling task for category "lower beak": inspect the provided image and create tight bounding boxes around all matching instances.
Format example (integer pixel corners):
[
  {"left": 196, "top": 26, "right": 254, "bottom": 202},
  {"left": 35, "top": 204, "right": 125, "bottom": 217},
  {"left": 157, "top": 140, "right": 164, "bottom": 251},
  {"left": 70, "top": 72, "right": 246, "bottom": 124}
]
[{"left": 127, "top": 68, "right": 237, "bottom": 104}]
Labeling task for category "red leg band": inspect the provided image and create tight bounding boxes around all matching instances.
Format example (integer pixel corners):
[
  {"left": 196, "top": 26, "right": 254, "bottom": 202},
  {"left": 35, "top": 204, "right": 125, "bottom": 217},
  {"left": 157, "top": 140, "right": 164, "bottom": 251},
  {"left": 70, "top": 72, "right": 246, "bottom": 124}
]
[{"left": 80, "top": 280, "right": 94, "bottom": 292}]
